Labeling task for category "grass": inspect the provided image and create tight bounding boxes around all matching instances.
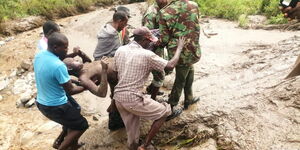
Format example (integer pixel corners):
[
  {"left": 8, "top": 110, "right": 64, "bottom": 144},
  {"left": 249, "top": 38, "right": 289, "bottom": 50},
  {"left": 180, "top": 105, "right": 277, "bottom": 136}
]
[
  {"left": 0, "top": 0, "right": 114, "bottom": 22},
  {"left": 194, "top": 0, "right": 287, "bottom": 24},
  {"left": 0, "top": 0, "right": 289, "bottom": 25}
]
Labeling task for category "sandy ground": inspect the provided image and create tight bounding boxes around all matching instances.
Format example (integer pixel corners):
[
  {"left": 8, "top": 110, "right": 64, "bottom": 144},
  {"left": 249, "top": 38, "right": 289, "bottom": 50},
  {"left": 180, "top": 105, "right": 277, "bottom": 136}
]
[{"left": 0, "top": 2, "right": 300, "bottom": 150}]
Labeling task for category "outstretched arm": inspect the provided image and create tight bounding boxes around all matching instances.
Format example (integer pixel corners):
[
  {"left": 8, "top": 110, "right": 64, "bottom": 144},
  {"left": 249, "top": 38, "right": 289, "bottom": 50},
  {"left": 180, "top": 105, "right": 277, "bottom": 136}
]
[{"left": 165, "top": 37, "right": 185, "bottom": 70}]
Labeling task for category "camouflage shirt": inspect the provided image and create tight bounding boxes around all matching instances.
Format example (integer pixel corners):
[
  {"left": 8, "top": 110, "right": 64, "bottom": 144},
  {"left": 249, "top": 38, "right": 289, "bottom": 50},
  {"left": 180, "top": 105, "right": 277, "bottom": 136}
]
[
  {"left": 142, "top": 3, "right": 165, "bottom": 57},
  {"left": 142, "top": 3, "right": 160, "bottom": 30},
  {"left": 159, "top": 0, "right": 201, "bottom": 65}
]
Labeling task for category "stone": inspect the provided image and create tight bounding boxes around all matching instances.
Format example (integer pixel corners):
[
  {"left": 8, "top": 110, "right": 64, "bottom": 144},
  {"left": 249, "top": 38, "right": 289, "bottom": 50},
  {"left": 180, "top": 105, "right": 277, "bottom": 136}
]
[
  {"left": 0, "top": 78, "right": 9, "bottom": 91},
  {"left": 163, "top": 72, "right": 175, "bottom": 90},
  {"left": 16, "top": 67, "right": 26, "bottom": 76},
  {"left": 2, "top": 16, "right": 46, "bottom": 35},
  {"left": 16, "top": 99, "right": 24, "bottom": 108},
  {"left": 247, "top": 15, "right": 267, "bottom": 25},
  {"left": 36, "top": 121, "right": 60, "bottom": 133},
  {"left": 20, "top": 91, "right": 32, "bottom": 103},
  {"left": 25, "top": 98, "right": 35, "bottom": 108},
  {"left": 20, "top": 60, "right": 31, "bottom": 70},
  {"left": 0, "top": 41, "right": 5, "bottom": 46},
  {"left": 4, "top": 36, "right": 15, "bottom": 42},
  {"left": 0, "top": 95, "right": 3, "bottom": 101},
  {"left": 93, "top": 116, "right": 99, "bottom": 121},
  {"left": 20, "top": 131, "right": 35, "bottom": 145},
  {"left": 12, "top": 78, "right": 32, "bottom": 94},
  {"left": 9, "top": 70, "right": 17, "bottom": 78}
]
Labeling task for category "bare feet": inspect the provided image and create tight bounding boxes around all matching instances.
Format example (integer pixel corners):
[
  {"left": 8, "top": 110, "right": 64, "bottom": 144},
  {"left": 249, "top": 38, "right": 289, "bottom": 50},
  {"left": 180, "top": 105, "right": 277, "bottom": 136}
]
[
  {"left": 137, "top": 144, "right": 156, "bottom": 150},
  {"left": 67, "top": 142, "right": 85, "bottom": 150}
]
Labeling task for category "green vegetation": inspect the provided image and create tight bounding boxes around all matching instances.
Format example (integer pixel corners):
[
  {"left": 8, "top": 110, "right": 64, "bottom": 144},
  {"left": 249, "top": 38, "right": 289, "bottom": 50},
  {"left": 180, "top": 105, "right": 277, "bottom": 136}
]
[
  {"left": 238, "top": 14, "right": 249, "bottom": 28},
  {"left": 0, "top": 0, "right": 114, "bottom": 22},
  {"left": 195, "top": 0, "right": 288, "bottom": 24},
  {"left": 0, "top": 0, "right": 289, "bottom": 24}
]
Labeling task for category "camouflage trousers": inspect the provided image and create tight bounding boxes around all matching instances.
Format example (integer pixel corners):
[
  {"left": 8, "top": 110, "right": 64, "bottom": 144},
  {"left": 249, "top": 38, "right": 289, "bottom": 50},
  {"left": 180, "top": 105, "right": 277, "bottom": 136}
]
[
  {"left": 168, "top": 65, "right": 194, "bottom": 106},
  {"left": 151, "top": 47, "right": 168, "bottom": 87}
]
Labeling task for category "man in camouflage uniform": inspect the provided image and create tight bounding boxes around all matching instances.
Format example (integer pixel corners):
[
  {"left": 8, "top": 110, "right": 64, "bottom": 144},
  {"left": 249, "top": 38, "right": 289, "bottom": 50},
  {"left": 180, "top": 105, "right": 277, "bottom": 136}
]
[
  {"left": 157, "top": 0, "right": 201, "bottom": 110},
  {"left": 142, "top": 2, "right": 166, "bottom": 100}
]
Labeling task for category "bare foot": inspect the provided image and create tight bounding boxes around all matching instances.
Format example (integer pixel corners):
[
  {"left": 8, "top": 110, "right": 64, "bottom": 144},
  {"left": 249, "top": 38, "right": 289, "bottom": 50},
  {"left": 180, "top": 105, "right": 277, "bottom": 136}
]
[
  {"left": 137, "top": 144, "right": 146, "bottom": 150},
  {"left": 137, "top": 144, "right": 156, "bottom": 150},
  {"left": 67, "top": 142, "right": 85, "bottom": 150}
]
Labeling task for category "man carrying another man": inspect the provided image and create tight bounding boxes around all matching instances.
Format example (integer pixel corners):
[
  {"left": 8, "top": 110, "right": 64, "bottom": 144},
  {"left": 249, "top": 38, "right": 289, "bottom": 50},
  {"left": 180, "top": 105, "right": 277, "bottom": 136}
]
[
  {"left": 113, "top": 27, "right": 185, "bottom": 150},
  {"left": 34, "top": 32, "right": 97, "bottom": 150}
]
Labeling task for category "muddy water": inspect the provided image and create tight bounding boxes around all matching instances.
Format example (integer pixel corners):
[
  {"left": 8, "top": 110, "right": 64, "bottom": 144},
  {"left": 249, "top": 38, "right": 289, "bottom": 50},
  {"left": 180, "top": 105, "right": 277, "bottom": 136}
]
[{"left": 1, "top": 2, "right": 300, "bottom": 150}]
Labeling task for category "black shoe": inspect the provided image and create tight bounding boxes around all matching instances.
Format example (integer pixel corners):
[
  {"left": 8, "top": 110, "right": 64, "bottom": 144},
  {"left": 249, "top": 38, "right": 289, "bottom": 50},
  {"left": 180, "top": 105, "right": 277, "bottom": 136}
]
[
  {"left": 166, "top": 108, "right": 182, "bottom": 121},
  {"left": 184, "top": 97, "right": 200, "bottom": 110},
  {"left": 157, "top": 90, "right": 164, "bottom": 96}
]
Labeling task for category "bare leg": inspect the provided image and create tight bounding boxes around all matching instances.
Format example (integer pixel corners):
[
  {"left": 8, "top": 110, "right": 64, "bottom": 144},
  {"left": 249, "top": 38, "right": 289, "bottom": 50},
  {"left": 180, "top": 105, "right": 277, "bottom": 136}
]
[
  {"left": 58, "top": 129, "right": 85, "bottom": 150},
  {"left": 138, "top": 117, "right": 166, "bottom": 149},
  {"left": 53, "top": 128, "right": 68, "bottom": 149}
]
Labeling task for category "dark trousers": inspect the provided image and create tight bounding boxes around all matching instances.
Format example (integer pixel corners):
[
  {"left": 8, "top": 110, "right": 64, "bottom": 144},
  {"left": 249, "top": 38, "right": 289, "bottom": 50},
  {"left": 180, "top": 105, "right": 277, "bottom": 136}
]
[{"left": 168, "top": 65, "right": 194, "bottom": 106}]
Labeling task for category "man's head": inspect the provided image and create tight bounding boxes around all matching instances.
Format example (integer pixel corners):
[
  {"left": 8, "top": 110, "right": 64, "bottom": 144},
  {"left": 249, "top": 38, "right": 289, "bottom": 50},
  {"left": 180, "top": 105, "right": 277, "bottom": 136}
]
[
  {"left": 43, "top": 21, "right": 60, "bottom": 38},
  {"left": 48, "top": 32, "right": 69, "bottom": 60},
  {"left": 113, "top": 11, "right": 128, "bottom": 32},
  {"left": 132, "top": 27, "right": 158, "bottom": 49},
  {"left": 63, "top": 58, "right": 83, "bottom": 72},
  {"left": 156, "top": 0, "right": 169, "bottom": 9},
  {"left": 115, "top": 6, "right": 131, "bottom": 18}
]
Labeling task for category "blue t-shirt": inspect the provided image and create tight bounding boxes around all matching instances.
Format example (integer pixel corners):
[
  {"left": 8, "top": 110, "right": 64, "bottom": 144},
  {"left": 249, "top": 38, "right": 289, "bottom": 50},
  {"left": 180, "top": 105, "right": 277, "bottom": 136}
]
[{"left": 34, "top": 50, "right": 70, "bottom": 106}]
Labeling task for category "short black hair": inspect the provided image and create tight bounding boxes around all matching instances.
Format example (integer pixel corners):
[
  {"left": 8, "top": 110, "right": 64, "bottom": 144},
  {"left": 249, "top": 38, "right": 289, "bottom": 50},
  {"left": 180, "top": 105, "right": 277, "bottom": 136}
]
[
  {"left": 48, "top": 32, "right": 68, "bottom": 50},
  {"left": 43, "top": 21, "right": 60, "bottom": 35},
  {"left": 115, "top": 6, "right": 130, "bottom": 18},
  {"left": 113, "top": 11, "right": 128, "bottom": 22}
]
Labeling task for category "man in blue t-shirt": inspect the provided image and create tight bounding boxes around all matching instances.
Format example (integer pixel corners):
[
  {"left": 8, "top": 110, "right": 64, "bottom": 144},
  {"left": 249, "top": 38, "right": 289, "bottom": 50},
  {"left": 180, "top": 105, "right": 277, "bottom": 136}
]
[{"left": 34, "top": 32, "right": 89, "bottom": 150}]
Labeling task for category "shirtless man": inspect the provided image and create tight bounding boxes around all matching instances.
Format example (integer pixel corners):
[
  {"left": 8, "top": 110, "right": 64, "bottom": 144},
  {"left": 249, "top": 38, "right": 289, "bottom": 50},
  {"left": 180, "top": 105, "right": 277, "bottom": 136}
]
[{"left": 63, "top": 57, "right": 115, "bottom": 97}]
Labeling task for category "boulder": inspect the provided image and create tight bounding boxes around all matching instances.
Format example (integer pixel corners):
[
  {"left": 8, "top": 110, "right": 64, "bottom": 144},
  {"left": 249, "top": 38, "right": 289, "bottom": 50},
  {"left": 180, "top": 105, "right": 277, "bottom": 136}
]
[
  {"left": 16, "top": 99, "right": 24, "bottom": 108},
  {"left": 247, "top": 15, "right": 267, "bottom": 25},
  {"left": 24, "top": 98, "right": 35, "bottom": 108},
  {"left": 20, "top": 131, "right": 35, "bottom": 145},
  {"left": 1, "top": 16, "right": 46, "bottom": 35},
  {"left": 0, "top": 77, "right": 9, "bottom": 91},
  {"left": 20, "top": 91, "right": 32, "bottom": 103},
  {"left": 20, "top": 60, "right": 31, "bottom": 70}
]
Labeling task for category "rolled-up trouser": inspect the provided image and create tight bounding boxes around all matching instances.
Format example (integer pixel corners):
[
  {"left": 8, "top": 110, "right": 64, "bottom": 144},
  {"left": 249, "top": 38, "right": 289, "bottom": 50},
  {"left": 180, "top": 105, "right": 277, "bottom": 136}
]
[
  {"left": 115, "top": 95, "right": 171, "bottom": 147},
  {"left": 168, "top": 65, "right": 194, "bottom": 106}
]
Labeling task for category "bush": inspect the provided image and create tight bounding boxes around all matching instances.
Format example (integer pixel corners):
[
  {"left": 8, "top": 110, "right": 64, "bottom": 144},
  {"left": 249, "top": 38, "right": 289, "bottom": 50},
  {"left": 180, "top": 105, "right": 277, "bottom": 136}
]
[
  {"left": 0, "top": 0, "right": 114, "bottom": 22},
  {"left": 195, "top": 0, "right": 285, "bottom": 24},
  {"left": 238, "top": 14, "right": 249, "bottom": 27}
]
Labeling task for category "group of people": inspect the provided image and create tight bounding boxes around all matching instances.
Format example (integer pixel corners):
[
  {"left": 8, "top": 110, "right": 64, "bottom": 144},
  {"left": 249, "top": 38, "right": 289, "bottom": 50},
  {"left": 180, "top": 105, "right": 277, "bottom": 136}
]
[{"left": 32, "top": 0, "right": 300, "bottom": 150}]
